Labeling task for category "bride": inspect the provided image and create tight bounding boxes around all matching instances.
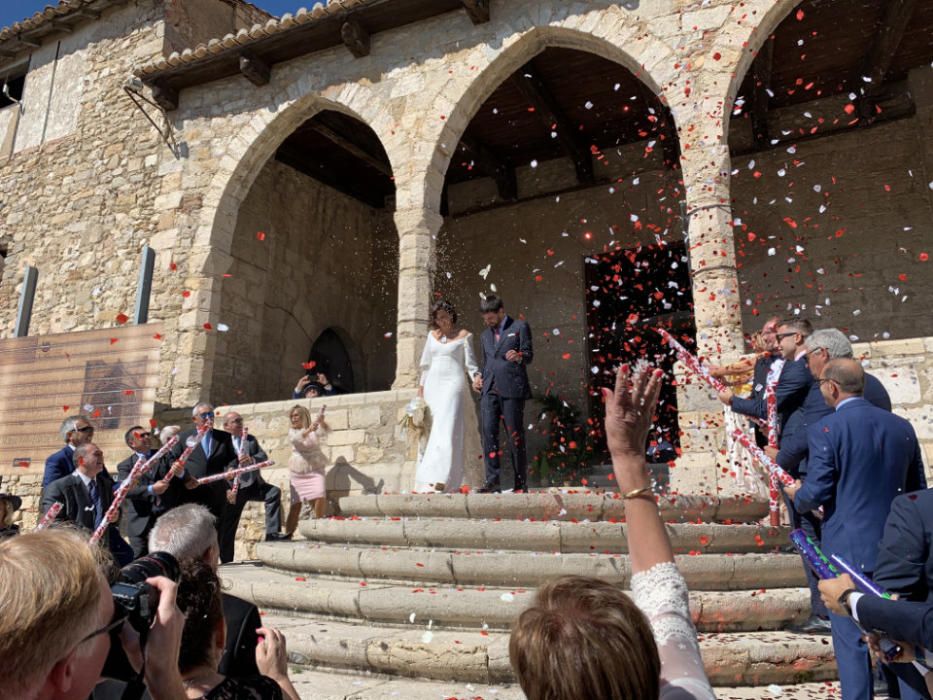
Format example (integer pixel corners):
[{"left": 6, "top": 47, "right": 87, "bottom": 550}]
[{"left": 414, "top": 300, "right": 482, "bottom": 493}]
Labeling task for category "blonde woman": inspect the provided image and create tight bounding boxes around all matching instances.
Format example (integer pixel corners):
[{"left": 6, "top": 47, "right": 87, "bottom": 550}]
[{"left": 284, "top": 405, "right": 328, "bottom": 536}]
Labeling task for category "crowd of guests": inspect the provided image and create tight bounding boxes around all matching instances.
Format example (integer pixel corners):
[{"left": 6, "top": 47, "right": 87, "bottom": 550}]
[
  {"left": 715, "top": 317, "right": 930, "bottom": 700},
  {"left": 0, "top": 313, "right": 931, "bottom": 700}
]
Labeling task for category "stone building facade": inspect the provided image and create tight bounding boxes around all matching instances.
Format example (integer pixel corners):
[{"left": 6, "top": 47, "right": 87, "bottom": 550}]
[{"left": 0, "top": 0, "right": 931, "bottom": 544}]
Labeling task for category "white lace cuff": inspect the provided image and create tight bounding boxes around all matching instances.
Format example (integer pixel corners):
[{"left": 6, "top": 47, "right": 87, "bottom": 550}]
[{"left": 631, "top": 561, "right": 697, "bottom": 645}]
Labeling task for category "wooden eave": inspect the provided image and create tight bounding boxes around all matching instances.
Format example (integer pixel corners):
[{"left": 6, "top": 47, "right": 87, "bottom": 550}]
[{"left": 137, "top": 0, "right": 483, "bottom": 106}]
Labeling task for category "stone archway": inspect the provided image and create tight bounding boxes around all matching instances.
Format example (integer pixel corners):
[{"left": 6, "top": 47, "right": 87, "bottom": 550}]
[{"left": 189, "top": 97, "right": 401, "bottom": 404}]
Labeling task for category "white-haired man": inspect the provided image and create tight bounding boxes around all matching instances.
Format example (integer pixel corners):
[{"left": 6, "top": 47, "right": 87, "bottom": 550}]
[
  {"left": 148, "top": 504, "right": 263, "bottom": 677},
  {"left": 43, "top": 414, "right": 96, "bottom": 487},
  {"left": 164, "top": 403, "right": 237, "bottom": 527}
]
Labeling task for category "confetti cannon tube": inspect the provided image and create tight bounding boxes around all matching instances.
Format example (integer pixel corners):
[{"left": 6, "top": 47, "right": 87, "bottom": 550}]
[
  {"left": 36, "top": 501, "right": 63, "bottom": 529},
  {"left": 829, "top": 554, "right": 894, "bottom": 599},
  {"left": 88, "top": 436, "right": 179, "bottom": 546},
  {"left": 765, "top": 383, "right": 779, "bottom": 449},
  {"left": 730, "top": 428, "right": 795, "bottom": 487},
  {"left": 195, "top": 460, "right": 275, "bottom": 486},
  {"left": 789, "top": 528, "right": 840, "bottom": 580},
  {"left": 229, "top": 427, "right": 249, "bottom": 501},
  {"left": 656, "top": 328, "right": 727, "bottom": 393},
  {"left": 160, "top": 425, "right": 210, "bottom": 485}
]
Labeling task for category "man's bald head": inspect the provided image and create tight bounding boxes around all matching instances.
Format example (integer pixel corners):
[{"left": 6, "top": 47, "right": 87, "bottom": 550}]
[{"left": 822, "top": 358, "right": 865, "bottom": 396}]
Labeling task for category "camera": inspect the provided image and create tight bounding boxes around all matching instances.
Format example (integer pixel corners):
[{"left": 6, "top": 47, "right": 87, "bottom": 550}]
[{"left": 102, "top": 552, "right": 180, "bottom": 685}]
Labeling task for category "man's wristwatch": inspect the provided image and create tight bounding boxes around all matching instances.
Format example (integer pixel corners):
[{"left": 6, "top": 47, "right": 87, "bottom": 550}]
[{"left": 838, "top": 588, "right": 858, "bottom": 615}]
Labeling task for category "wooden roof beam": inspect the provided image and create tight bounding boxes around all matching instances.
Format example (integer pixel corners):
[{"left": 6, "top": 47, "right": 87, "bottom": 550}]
[
  {"left": 461, "top": 0, "right": 490, "bottom": 24},
  {"left": 305, "top": 120, "right": 391, "bottom": 177},
  {"left": 239, "top": 54, "right": 270, "bottom": 86},
  {"left": 459, "top": 134, "right": 517, "bottom": 200},
  {"left": 750, "top": 36, "right": 774, "bottom": 148},
  {"left": 858, "top": 0, "right": 918, "bottom": 120},
  {"left": 512, "top": 60, "right": 594, "bottom": 184},
  {"left": 340, "top": 18, "right": 370, "bottom": 58}
]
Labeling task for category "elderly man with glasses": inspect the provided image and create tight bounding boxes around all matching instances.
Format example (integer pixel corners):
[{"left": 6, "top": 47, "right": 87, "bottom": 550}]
[
  {"left": 164, "top": 403, "right": 238, "bottom": 529},
  {"left": 43, "top": 414, "right": 97, "bottom": 488}
]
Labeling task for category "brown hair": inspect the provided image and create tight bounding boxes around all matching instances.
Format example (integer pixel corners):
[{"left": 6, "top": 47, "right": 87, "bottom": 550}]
[
  {"left": 0, "top": 528, "right": 106, "bottom": 696},
  {"left": 778, "top": 318, "right": 813, "bottom": 337},
  {"left": 177, "top": 560, "right": 225, "bottom": 674},
  {"left": 509, "top": 576, "right": 660, "bottom": 700}
]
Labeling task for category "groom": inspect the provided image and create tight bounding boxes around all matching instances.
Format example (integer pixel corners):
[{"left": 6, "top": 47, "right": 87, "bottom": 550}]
[{"left": 473, "top": 295, "right": 534, "bottom": 493}]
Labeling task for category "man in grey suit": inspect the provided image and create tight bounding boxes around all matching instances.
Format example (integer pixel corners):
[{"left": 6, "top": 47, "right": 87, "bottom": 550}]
[{"left": 474, "top": 295, "right": 534, "bottom": 493}]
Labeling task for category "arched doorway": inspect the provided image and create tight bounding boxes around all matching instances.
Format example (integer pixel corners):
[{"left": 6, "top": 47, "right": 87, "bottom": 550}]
[
  {"left": 434, "top": 45, "right": 688, "bottom": 483},
  {"left": 211, "top": 109, "right": 398, "bottom": 404},
  {"left": 309, "top": 327, "right": 358, "bottom": 394}
]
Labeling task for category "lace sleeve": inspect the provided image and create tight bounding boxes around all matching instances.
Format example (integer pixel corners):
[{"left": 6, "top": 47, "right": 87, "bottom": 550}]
[{"left": 631, "top": 562, "right": 715, "bottom": 700}]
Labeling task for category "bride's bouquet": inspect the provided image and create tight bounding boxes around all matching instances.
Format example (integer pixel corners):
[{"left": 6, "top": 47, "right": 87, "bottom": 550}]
[{"left": 399, "top": 397, "right": 431, "bottom": 458}]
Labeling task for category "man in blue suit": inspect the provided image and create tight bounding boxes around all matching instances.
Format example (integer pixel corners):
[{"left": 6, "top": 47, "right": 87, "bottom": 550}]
[
  {"left": 42, "top": 415, "right": 96, "bottom": 488},
  {"left": 474, "top": 295, "right": 533, "bottom": 493},
  {"left": 785, "top": 358, "right": 926, "bottom": 700},
  {"left": 719, "top": 318, "right": 829, "bottom": 630}
]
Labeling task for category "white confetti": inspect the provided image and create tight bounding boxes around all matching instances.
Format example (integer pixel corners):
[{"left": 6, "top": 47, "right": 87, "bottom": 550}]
[
  {"left": 500, "top": 592, "right": 515, "bottom": 602},
  {"left": 479, "top": 264, "right": 491, "bottom": 279},
  {"left": 530, "top": 159, "right": 538, "bottom": 168},
  {"left": 421, "top": 631, "right": 433, "bottom": 643},
  {"left": 217, "top": 323, "right": 229, "bottom": 332}
]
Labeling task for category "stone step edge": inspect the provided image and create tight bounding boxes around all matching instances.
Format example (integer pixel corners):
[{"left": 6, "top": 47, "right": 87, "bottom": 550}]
[
  {"left": 299, "top": 518, "right": 793, "bottom": 554},
  {"left": 256, "top": 542, "right": 807, "bottom": 590},
  {"left": 261, "top": 612, "right": 837, "bottom": 687},
  {"left": 226, "top": 565, "right": 809, "bottom": 632},
  {"left": 337, "top": 492, "right": 770, "bottom": 523}
]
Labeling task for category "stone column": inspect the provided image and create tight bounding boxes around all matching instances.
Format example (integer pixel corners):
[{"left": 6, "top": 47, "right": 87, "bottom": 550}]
[
  {"left": 392, "top": 207, "right": 442, "bottom": 388},
  {"left": 671, "top": 138, "right": 746, "bottom": 496}
]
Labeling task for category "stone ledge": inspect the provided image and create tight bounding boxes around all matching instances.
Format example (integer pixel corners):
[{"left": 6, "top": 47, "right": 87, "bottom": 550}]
[
  {"left": 226, "top": 561, "right": 807, "bottom": 628},
  {"left": 336, "top": 492, "right": 770, "bottom": 523},
  {"left": 233, "top": 601, "right": 835, "bottom": 686},
  {"left": 299, "top": 518, "right": 792, "bottom": 554}
]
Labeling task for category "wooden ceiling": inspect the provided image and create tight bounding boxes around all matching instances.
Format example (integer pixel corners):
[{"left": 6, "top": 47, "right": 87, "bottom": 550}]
[{"left": 732, "top": 0, "right": 932, "bottom": 150}]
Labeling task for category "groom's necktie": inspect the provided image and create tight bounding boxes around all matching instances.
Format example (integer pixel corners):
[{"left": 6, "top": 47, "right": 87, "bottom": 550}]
[{"left": 202, "top": 432, "right": 213, "bottom": 457}]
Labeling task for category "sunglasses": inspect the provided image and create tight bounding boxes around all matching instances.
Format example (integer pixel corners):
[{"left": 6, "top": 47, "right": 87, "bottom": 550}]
[
  {"left": 134, "top": 431, "right": 151, "bottom": 438},
  {"left": 227, "top": 418, "right": 243, "bottom": 424},
  {"left": 75, "top": 425, "right": 95, "bottom": 433},
  {"left": 775, "top": 332, "right": 797, "bottom": 341},
  {"left": 198, "top": 412, "right": 215, "bottom": 420}
]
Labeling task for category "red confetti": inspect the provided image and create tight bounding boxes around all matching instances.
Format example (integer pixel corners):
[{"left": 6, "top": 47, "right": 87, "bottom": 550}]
[
  {"left": 843, "top": 103, "right": 856, "bottom": 115},
  {"left": 181, "top": 290, "right": 191, "bottom": 298},
  {"left": 302, "top": 361, "right": 316, "bottom": 370},
  {"left": 796, "top": 8, "right": 805, "bottom": 20},
  {"left": 898, "top": 274, "right": 908, "bottom": 282},
  {"left": 169, "top": 261, "right": 177, "bottom": 271},
  {"left": 109, "top": 338, "right": 118, "bottom": 345},
  {"left": 920, "top": 252, "right": 929, "bottom": 262},
  {"left": 123, "top": 389, "right": 135, "bottom": 396},
  {"left": 153, "top": 333, "right": 163, "bottom": 340},
  {"left": 62, "top": 405, "right": 70, "bottom": 412},
  {"left": 256, "top": 231, "right": 266, "bottom": 241},
  {"left": 203, "top": 323, "right": 213, "bottom": 330},
  {"left": 115, "top": 312, "right": 129, "bottom": 325}
]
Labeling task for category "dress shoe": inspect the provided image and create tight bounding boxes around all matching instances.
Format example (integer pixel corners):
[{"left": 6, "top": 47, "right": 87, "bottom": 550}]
[
  {"left": 791, "top": 615, "right": 832, "bottom": 635},
  {"left": 477, "top": 483, "right": 501, "bottom": 493},
  {"left": 265, "top": 533, "right": 292, "bottom": 542}
]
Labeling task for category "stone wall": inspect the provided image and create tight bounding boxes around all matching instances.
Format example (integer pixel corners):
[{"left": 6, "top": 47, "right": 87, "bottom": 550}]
[
  {"left": 211, "top": 159, "right": 398, "bottom": 405},
  {"left": 210, "top": 389, "right": 437, "bottom": 560},
  {"left": 0, "top": 0, "right": 167, "bottom": 334}
]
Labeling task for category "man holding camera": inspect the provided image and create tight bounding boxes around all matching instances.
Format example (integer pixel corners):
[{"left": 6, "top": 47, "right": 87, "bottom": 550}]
[
  {"left": 0, "top": 528, "right": 185, "bottom": 700},
  {"left": 41, "top": 443, "right": 134, "bottom": 566}
]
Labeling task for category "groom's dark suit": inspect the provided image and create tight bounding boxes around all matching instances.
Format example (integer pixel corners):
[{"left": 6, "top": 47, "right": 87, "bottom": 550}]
[{"left": 480, "top": 315, "right": 533, "bottom": 491}]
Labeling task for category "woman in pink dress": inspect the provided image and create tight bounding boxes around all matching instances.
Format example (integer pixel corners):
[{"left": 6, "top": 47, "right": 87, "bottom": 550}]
[{"left": 284, "top": 405, "right": 328, "bottom": 536}]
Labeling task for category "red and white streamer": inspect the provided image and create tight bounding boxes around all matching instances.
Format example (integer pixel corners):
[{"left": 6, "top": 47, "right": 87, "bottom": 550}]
[
  {"left": 36, "top": 501, "right": 63, "bottom": 529},
  {"left": 195, "top": 459, "right": 275, "bottom": 486}
]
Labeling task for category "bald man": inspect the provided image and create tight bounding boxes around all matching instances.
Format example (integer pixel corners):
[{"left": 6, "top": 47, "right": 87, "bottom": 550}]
[
  {"left": 217, "top": 411, "right": 287, "bottom": 564},
  {"left": 784, "top": 358, "right": 926, "bottom": 700}
]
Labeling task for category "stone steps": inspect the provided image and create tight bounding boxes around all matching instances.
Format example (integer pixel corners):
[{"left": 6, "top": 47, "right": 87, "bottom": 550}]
[
  {"left": 240, "top": 603, "right": 835, "bottom": 687},
  {"left": 223, "top": 563, "right": 809, "bottom": 632},
  {"left": 336, "top": 492, "right": 770, "bottom": 523},
  {"left": 258, "top": 540, "right": 806, "bottom": 590},
  {"left": 287, "top": 667, "right": 841, "bottom": 700},
  {"left": 233, "top": 494, "right": 837, "bottom": 694},
  {"left": 299, "top": 517, "right": 792, "bottom": 554}
]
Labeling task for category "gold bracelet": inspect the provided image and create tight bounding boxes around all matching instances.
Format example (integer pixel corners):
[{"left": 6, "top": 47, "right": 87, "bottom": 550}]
[{"left": 622, "top": 486, "right": 654, "bottom": 500}]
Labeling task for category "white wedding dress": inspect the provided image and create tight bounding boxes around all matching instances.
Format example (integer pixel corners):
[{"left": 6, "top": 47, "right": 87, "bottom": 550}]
[{"left": 414, "top": 332, "right": 481, "bottom": 493}]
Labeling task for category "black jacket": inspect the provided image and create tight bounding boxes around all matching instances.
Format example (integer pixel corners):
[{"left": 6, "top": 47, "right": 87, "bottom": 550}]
[
  {"left": 116, "top": 451, "right": 170, "bottom": 537},
  {"left": 230, "top": 433, "right": 269, "bottom": 489},
  {"left": 480, "top": 316, "right": 534, "bottom": 400},
  {"left": 165, "top": 428, "right": 238, "bottom": 517}
]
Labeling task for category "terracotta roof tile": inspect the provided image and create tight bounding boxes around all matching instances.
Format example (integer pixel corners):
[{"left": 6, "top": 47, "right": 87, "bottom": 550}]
[{"left": 134, "top": 1, "right": 384, "bottom": 78}]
